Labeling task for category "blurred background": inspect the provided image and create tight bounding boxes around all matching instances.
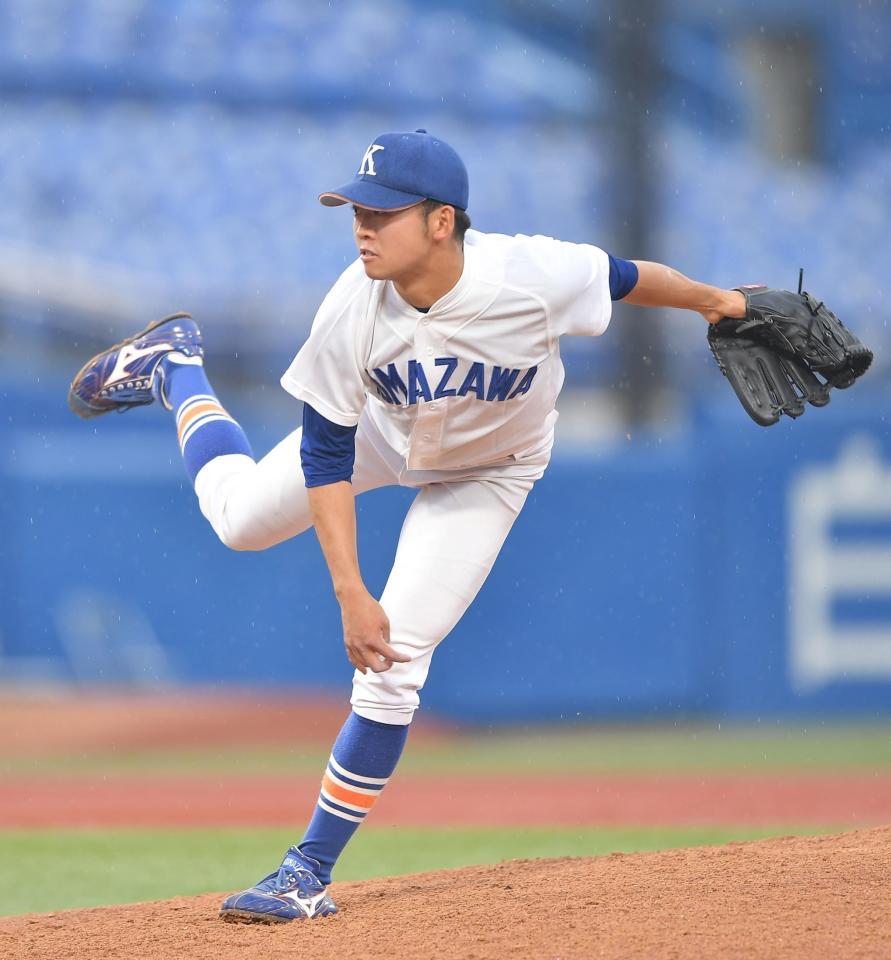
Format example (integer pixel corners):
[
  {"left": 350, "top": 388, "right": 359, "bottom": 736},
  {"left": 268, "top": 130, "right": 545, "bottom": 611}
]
[
  {"left": 1, "top": 0, "right": 891, "bottom": 922},
  {"left": 0, "top": 0, "right": 890, "bottom": 723}
]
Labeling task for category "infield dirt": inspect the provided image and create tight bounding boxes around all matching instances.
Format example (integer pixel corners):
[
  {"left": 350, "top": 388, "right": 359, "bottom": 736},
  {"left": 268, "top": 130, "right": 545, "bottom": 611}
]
[{"left": 3, "top": 826, "right": 888, "bottom": 959}]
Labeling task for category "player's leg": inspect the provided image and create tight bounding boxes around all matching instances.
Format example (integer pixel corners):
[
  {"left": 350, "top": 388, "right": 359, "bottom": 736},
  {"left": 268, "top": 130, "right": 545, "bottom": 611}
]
[
  {"left": 68, "top": 313, "right": 395, "bottom": 550},
  {"left": 294, "top": 475, "right": 534, "bottom": 887},
  {"left": 191, "top": 419, "right": 384, "bottom": 550},
  {"left": 221, "top": 473, "right": 533, "bottom": 923},
  {"left": 192, "top": 402, "right": 398, "bottom": 549}
]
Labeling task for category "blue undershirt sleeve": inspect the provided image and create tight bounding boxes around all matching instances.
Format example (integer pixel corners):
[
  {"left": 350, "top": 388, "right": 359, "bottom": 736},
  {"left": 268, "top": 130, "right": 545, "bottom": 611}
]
[
  {"left": 608, "top": 254, "right": 639, "bottom": 301},
  {"left": 300, "top": 403, "right": 358, "bottom": 488}
]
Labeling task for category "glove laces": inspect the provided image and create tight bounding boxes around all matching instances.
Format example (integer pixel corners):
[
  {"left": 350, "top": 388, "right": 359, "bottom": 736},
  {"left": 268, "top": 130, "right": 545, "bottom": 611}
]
[{"left": 799, "top": 267, "right": 824, "bottom": 317}]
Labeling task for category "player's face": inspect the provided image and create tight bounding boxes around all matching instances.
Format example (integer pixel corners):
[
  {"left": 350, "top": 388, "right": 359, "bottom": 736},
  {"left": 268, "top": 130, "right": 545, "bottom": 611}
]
[{"left": 352, "top": 204, "right": 433, "bottom": 282}]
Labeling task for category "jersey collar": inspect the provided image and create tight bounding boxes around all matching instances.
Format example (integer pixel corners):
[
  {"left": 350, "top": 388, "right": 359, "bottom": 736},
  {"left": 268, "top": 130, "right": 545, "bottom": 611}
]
[{"left": 387, "top": 244, "right": 477, "bottom": 320}]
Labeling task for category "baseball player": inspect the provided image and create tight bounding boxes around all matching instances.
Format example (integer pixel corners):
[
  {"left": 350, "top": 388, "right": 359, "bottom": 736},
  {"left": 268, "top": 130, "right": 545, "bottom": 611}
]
[{"left": 69, "top": 129, "right": 747, "bottom": 923}]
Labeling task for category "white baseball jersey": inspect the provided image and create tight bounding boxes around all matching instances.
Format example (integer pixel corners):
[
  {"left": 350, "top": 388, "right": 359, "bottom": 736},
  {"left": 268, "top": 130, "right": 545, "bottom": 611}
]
[{"left": 281, "top": 229, "right": 612, "bottom": 472}]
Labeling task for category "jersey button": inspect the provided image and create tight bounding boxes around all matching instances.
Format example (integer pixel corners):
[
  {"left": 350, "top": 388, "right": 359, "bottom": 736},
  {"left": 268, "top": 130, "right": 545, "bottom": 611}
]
[
  {"left": 425, "top": 347, "right": 434, "bottom": 356},
  {"left": 423, "top": 433, "right": 432, "bottom": 441}
]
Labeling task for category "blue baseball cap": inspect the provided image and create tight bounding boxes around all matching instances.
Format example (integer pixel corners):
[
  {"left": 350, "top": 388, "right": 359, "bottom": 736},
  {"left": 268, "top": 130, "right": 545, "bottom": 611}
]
[{"left": 319, "top": 129, "right": 469, "bottom": 211}]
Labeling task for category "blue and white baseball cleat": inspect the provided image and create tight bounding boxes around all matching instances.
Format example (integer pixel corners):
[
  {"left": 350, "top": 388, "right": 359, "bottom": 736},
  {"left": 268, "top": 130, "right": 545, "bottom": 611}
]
[
  {"left": 219, "top": 846, "right": 338, "bottom": 924},
  {"left": 68, "top": 312, "right": 203, "bottom": 419}
]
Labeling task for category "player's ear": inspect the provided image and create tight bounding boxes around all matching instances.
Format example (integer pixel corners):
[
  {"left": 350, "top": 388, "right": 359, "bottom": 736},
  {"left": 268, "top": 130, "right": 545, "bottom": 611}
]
[{"left": 430, "top": 204, "right": 455, "bottom": 243}]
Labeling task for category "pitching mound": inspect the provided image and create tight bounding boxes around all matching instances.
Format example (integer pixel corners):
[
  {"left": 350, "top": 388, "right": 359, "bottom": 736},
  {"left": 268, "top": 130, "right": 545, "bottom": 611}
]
[{"left": 4, "top": 827, "right": 888, "bottom": 959}]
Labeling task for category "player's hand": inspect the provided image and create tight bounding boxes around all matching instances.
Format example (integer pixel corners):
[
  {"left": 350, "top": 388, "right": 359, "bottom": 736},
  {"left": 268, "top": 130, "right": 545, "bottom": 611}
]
[
  {"left": 339, "top": 588, "right": 410, "bottom": 674},
  {"left": 701, "top": 289, "right": 747, "bottom": 325}
]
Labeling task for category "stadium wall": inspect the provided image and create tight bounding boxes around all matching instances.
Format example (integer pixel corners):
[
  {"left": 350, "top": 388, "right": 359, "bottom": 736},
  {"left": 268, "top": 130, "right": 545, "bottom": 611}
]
[{"left": 2, "top": 386, "right": 889, "bottom": 722}]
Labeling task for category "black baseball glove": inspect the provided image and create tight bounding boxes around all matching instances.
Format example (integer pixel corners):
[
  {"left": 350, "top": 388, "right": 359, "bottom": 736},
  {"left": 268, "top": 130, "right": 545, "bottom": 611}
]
[{"left": 708, "top": 279, "right": 873, "bottom": 426}]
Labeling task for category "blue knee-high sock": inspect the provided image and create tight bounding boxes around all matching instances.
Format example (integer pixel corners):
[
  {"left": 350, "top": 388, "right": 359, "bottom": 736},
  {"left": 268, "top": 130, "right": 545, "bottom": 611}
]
[
  {"left": 159, "top": 355, "right": 252, "bottom": 482},
  {"left": 299, "top": 711, "right": 409, "bottom": 884}
]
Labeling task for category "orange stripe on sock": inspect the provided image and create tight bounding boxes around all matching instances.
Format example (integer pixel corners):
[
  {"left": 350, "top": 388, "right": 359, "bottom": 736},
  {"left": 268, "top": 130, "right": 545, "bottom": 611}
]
[
  {"left": 177, "top": 401, "right": 226, "bottom": 444},
  {"left": 321, "top": 773, "right": 378, "bottom": 811}
]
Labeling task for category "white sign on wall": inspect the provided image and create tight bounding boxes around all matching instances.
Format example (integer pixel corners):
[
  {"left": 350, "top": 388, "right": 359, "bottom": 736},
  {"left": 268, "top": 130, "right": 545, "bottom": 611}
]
[{"left": 788, "top": 435, "right": 891, "bottom": 691}]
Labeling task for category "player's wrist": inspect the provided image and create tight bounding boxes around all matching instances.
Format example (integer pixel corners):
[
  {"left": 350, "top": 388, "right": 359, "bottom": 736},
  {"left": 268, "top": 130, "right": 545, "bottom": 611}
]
[{"left": 334, "top": 578, "right": 370, "bottom": 604}]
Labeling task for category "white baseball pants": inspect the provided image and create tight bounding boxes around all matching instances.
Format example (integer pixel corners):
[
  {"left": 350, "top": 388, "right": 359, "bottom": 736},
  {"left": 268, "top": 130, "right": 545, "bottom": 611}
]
[{"left": 193, "top": 409, "right": 541, "bottom": 724}]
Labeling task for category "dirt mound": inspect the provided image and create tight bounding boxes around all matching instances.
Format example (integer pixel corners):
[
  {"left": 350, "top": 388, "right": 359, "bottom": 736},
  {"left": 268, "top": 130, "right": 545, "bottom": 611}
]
[{"left": 4, "top": 827, "right": 889, "bottom": 959}]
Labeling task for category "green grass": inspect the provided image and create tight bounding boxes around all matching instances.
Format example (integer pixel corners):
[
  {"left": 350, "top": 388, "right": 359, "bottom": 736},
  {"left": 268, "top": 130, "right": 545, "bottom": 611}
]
[
  {"left": 0, "top": 824, "right": 837, "bottom": 917},
  {"left": 2, "top": 724, "right": 889, "bottom": 778},
  {"left": 0, "top": 725, "right": 883, "bottom": 916}
]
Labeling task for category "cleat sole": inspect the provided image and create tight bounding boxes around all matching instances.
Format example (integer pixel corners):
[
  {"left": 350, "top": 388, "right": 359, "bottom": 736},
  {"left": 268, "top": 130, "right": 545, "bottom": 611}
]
[{"left": 219, "top": 908, "right": 295, "bottom": 924}]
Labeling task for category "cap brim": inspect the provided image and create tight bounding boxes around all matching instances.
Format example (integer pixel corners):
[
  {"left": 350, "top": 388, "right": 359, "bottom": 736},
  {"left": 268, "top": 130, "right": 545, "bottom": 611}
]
[{"left": 319, "top": 180, "right": 426, "bottom": 211}]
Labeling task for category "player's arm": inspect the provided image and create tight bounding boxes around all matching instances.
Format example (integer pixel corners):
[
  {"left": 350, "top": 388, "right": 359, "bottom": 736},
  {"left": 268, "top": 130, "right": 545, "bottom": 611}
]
[
  {"left": 620, "top": 259, "right": 746, "bottom": 324},
  {"left": 302, "top": 404, "right": 409, "bottom": 675}
]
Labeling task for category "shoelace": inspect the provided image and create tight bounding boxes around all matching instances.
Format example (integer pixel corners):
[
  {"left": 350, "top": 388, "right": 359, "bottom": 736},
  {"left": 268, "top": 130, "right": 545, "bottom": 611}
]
[{"left": 273, "top": 862, "right": 322, "bottom": 895}]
